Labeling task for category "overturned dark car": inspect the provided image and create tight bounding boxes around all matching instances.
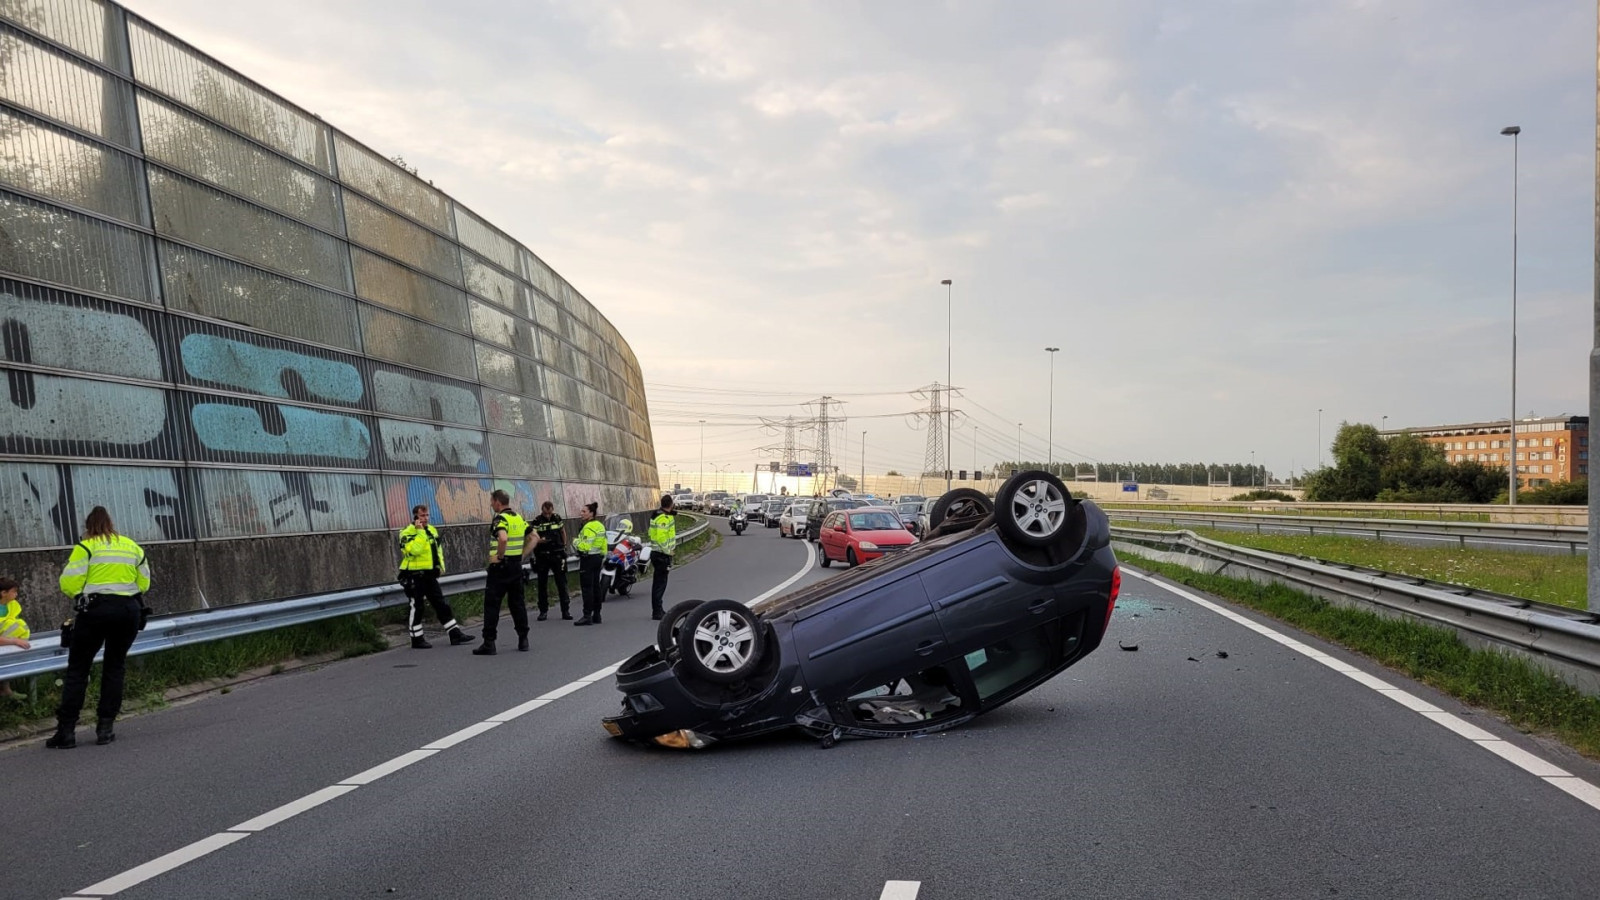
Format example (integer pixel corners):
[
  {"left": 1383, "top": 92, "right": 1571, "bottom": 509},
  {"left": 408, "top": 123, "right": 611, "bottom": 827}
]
[{"left": 602, "top": 471, "right": 1120, "bottom": 749}]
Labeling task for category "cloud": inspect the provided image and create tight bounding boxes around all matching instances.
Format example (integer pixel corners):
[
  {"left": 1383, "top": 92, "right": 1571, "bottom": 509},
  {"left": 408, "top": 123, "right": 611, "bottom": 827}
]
[{"left": 128, "top": 0, "right": 1596, "bottom": 478}]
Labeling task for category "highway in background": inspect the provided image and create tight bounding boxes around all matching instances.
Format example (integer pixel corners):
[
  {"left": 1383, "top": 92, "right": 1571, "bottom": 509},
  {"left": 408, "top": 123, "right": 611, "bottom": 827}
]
[{"left": 10, "top": 520, "right": 1600, "bottom": 899}]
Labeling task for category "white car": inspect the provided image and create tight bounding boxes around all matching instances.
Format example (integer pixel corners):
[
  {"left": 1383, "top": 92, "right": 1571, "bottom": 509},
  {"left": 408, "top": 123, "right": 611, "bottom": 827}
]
[{"left": 778, "top": 503, "right": 810, "bottom": 538}]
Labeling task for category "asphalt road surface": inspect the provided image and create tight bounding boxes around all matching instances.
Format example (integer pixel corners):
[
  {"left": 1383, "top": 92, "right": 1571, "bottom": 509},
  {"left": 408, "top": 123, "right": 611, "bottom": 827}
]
[{"left": 10, "top": 518, "right": 1600, "bottom": 899}]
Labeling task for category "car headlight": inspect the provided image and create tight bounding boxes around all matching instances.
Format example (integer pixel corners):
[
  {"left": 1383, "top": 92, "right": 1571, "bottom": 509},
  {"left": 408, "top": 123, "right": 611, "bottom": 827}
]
[{"left": 857, "top": 541, "right": 878, "bottom": 550}]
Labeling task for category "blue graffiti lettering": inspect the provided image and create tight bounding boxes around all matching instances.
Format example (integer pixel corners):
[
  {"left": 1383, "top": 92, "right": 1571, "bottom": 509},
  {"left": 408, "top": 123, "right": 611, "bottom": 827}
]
[
  {"left": 192, "top": 402, "right": 372, "bottom": 460},
  {"left": 0, "top": 292, "right": 162, "bottom": 380},
  {"left": 180, "top": 334, "right": 364, "bottom": 405}
]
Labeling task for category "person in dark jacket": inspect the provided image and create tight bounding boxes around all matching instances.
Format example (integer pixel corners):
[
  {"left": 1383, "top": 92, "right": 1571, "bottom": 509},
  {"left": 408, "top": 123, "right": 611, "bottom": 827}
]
[{"left": 529, "top": 501, "right": 572, "bottom": 621}]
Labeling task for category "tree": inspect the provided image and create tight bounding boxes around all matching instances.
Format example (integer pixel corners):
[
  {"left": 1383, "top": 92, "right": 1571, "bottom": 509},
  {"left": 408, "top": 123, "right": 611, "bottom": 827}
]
[{"left": 1305, "top": 422, "right": 1503, "bottom": 503}]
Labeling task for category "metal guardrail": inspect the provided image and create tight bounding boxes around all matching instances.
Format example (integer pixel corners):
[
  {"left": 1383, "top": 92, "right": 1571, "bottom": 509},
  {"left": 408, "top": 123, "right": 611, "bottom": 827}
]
[
  {"left": 1102, "top": 500, "right": 1586, "bottom": 525},
  {"left": 1110, "top": 526, "right": 1600, "bottom": 691},
  {"left": 0, "top": 514, "right": 712, "bottom": 682},
  {"left": 1108, "top": 509, "right": 1587, "bottom": 555}
]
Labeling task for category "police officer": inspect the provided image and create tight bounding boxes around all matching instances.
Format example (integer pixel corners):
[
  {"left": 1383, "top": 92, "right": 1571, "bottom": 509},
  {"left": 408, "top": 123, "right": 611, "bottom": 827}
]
[
  {"left": 648, "top": 494, "right": 677, "bottom": 621},
  {"left": 529, "top": 501, "right": 572, "bottom": 621},
  {"left": 48, "top": 506, "right": 149, "bottom": 749},
  {"left": 473, "top": 490, "right": 532, "bottom": 655},
  {"left": 572, "top": 502, "right": 607, "bottom": 626},
  {"left": 398, "top": 504, "right": 475, "bottom": 648}
]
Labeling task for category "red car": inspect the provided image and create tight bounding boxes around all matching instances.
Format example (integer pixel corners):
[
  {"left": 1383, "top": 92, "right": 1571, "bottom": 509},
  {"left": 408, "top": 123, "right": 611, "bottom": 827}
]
[{"left": 818, "top": 507, "right": 916, "bottom": 567}]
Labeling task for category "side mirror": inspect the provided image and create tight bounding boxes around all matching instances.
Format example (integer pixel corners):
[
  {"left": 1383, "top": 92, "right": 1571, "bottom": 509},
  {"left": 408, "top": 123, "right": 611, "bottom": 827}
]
[{"left": 833, "top": 523, "right": 846, "bottom": 532}]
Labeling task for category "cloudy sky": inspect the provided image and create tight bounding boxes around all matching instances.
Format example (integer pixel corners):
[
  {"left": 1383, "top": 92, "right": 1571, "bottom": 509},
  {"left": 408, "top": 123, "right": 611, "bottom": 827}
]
[{"left": 131, "top": 0, "right": 1596, "bottom": 482}]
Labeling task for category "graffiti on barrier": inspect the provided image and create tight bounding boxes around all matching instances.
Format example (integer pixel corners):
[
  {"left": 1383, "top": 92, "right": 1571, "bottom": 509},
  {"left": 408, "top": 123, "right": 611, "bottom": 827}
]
[
  {"left": 180, "top": 333, "right": 365, "bottom": 405},
  {"left": 372, "top": 368, "right": 481, "bottom": 427},
  {"left": 378, "top": 419, "right": 486, "bottom": 473},
  {"left": 201, "top": 469, "right": 383, "bottom": 538},
  {"left": 189, "top": 400, "right": 374, "bottom": 461}
]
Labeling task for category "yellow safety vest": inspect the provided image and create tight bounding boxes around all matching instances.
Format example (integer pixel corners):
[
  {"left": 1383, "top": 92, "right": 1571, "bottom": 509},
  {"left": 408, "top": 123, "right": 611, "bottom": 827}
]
[
  {"left": 399, "top": 523, "right": 445, "bottom": 574},
  {"left": 0, "top": 598, "right": 29, "bottom": 642},
  {"left": 488, "top": 511, "right": 530, "bottom": 564},
  {"left": 60, "top": 534, "right": 150, "bottom": 598},
  {"left": 649, "top": 512, "right": 677, "bottom": 554},
  {"left": 575, "top": 518, "right": 608, "bottom": 555}
]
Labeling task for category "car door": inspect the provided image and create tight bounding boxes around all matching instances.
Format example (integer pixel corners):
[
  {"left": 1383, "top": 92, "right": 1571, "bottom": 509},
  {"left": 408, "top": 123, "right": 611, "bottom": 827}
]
[
  {"left": 790, "top": 573, "right": 953, "bottom": 712},
  {"left": 819, "top": 511, "right": 843, "bottom": 559},
  {"left": 921, "top": 537, "right": 1062, "bottom": 656}
]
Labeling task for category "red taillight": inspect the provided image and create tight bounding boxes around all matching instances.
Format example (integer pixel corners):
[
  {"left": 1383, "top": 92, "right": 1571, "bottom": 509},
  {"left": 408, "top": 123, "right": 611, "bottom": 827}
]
[{"left": 1101, "top": 566, "right": 1121, "bottom": 638}]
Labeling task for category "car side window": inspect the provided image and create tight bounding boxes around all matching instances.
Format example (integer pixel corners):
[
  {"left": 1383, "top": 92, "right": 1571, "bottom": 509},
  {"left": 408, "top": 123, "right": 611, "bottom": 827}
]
[{"left": 963, "top": 621, "right": 1064, "bottom": 703}]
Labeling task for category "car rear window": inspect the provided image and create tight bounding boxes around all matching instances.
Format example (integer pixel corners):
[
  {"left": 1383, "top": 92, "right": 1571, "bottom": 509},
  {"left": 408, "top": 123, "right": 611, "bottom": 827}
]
[{"left": 849, "top": 511, "right": 903, "bottom": 531}]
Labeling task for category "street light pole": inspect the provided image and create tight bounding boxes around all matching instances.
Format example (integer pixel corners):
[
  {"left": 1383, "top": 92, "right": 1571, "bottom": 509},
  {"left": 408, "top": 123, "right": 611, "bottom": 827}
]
[
  {"left": 1251, "top": 449, "right": 1256, "bottom": 487},
  {"left": 1503, "top": 125, "right": 1521, "bottom": 505},
  {"left": 941, "top": 279, "right": 953, "bottom": 493},
  {"left": 1016, "top": 422, "right": 1023, "bottom": 467},
  {"left": 698, "top": 419, "right": 706, "bottom": 493},
  {"left": 860, "top": 430, "right": 866, "bottom": 491},
  {"left": 1045, "top": 347, "right": 1060, "bottom": 472},
  {"left": 1590, "top": 8, "right": 1600, "bottom": 614},
  {"left": 1318, "top": 408, "right": 1323, "bottom": 469}
]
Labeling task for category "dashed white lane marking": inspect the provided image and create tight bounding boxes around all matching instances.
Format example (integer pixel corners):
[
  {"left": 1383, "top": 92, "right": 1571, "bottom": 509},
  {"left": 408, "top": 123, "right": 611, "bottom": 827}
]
[
  {"left": 879, "top": 881, "right": 921, "bottom": 899},
  {"left": 1124, "top": 568, "right": 1600, "bottom": 814},
  {"left": 68, "top": 545, "right": 820, "bottom": 896},
  {"left": 76, "top": 832, "right": 249, "bottom": 896},
  {"left": 230, "top": 785, "right": 359, "bottom": 832}
]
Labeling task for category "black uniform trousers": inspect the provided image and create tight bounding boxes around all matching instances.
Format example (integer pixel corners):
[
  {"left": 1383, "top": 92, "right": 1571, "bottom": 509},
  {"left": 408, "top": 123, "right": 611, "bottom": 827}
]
[
  {"left": 58, "top": 594, "right": 142, "bottom": 726},
  {"left": 532, "top": 552, "right": 571, "bottom": 616},
  {"left": 402, "top": 571, "right": 459, "bottom": 636},
  {"left": 579, "top": 553, "right": 605, "bottom": 620},
  {"left": 650, "top": 552, "right": 673, "bottom": 617},
  {"left": 480, "top": 561, "right": 529, "bottom": 644}
]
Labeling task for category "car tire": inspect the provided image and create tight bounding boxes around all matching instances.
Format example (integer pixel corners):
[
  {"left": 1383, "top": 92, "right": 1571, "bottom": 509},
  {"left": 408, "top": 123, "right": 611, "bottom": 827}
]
[
  {"left": 996, "top": 470, "right": 1073, "bottom": 548},
  {"left": 821, "top": 548, "right": 832, "bottom": 568},
  {"left": 929, "top": 488, "right": 993, "bottom": 530},
  {"left": 656, "top": 600, "right": 704, "bottom": 657},
  {"left": 676, "top": 599, "right": 766, "bottom": 684},
  {"left": 846, "top": 547, "right": 858, "bottom": 567}
]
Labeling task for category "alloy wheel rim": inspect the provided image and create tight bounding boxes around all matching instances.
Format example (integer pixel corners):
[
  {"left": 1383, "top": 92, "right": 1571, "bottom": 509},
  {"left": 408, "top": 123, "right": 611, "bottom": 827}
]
[
  {"left": 692, "top": 609, "right": 757, "bottom": 673},
  {"left": 1011, "top": 479, "right": 1067, "bottom": 536}
]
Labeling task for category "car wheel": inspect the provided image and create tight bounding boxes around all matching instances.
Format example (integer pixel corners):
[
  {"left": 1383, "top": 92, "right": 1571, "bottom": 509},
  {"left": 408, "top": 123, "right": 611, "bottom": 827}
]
[
  {"left": 996, "top": 470, "right": 1073, "bottom": 548},
  {"left": 929, "top": 488, "right": 993, "bottom": 530},
  {"left": 677, "top": 599, "right": 766, "bottom": 684},
  {"left": 821, "top": 546, "right": 832, "bottom": 568},
  {"left": 846, "top": 547, "right": 858, "bottom": 567},
  {"left": 656, "top": 600, "right": 704, "bottom": 657}
]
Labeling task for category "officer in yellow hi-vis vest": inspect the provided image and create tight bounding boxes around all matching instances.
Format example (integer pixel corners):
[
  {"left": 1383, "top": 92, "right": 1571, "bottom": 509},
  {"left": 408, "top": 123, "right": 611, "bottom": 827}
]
[
  {"left": 398, "top": 504, "right": 476, "bottom": 649},
  {"left": 572, "top": 502, "right": 608, "bottom": 626},
  {"left": 647, "top": 494, "right": 678, "bottom": 621},
  {"left": 0, "top": 576, "right": 31, "bottom": 700},
  {"left": 49, "top": 506, "right": 150, "bottom": 749},
  {"left": 474, "top": 490, "right": 533, "bottom": 655}
]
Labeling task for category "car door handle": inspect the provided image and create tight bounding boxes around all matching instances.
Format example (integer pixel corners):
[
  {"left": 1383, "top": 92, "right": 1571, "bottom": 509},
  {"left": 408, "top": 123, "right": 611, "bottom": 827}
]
[
  {"left": 915, "top": 639, "right": 944, "bottom": 656},
  {"left": 1028, "top": 597, "right": 1056, "bottom": 614}
]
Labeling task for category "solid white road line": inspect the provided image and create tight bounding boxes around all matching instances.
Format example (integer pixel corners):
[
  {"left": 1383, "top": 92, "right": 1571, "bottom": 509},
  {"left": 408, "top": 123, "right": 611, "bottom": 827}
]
[
  {"left": 76, "top": 832, "right": 249, "bottom": 896},
  {"left": 68, "top": 546, "right": 821, "bottom": 896},
  {"left": 750, "top": 538, "right": 816, "bottom": 606},
  {"left": 879, "top": 881, "right": 921, "bottom": 900},
  {"left": 229, "top": 785, "right": 359, "bottom": 832},
  {"left": 1124, "top": 568, "right": 1600, "bottom": 814}
]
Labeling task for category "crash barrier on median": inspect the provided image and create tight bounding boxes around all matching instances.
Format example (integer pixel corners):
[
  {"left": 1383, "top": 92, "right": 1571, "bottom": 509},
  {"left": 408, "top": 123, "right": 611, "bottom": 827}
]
[
  {"left": 1108, "top": 510, "right": 1587, "bottom": 555},
  {"left": 1102, "top": 500, "right": 1586, "bottom": 527},
  {"left": 1110, "top": 526, "right": 1600, "bottom": 696},
  {"left": 0, "top": 514, "right": 710, "bottom": 683}
]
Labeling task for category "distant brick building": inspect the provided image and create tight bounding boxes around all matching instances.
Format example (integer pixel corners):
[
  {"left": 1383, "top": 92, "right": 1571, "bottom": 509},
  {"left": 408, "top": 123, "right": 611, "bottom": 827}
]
[{"left": 1382, "top": 416, "right": 1589, "bottom": 488}]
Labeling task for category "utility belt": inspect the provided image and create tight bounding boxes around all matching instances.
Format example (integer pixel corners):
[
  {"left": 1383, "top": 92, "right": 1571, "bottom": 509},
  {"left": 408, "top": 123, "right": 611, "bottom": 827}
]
[{"left": 76, "top": 592, "right": 143, "bottom": 613}]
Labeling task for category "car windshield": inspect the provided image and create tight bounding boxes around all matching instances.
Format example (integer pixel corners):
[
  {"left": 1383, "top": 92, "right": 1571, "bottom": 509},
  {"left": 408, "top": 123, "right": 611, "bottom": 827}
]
[
  {"left": 766, "top": 502, "right": 786, "bottom": 511},
  {"left": 895, "top": 502, "right": 920, "bottom": 515},
  {"left": 849, "top": 511, "right": 903, "bottom": 531},
  {"left": 786, "top": 505, "right": 807, "bottom": 516}
]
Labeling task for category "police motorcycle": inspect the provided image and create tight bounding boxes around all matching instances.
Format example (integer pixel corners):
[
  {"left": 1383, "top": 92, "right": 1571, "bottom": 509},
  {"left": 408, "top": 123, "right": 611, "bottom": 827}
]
[
  {"left": 600, "top": 515, "right": 650, "bottom": 596},
  {"left": 729, "top": 504, "right": 748, "bottom": 537}
]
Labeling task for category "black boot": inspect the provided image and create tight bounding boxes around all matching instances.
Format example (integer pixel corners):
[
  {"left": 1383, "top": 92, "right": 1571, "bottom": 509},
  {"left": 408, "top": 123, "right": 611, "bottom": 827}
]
[
  {"left": 448, "top": 629, "right": 477, "bottom": 646},
  {"left": 45, "top": 722, "right": 75, "bottom": 749},
  {"left": 517, "top": 633, "right": 530, "bottom": 652},
  {"left": 561, "top": 608, "right": 573, "bottom": 620},
  {"left": 536, "top": 611, "right": 548, "bottom": 621},
  {"left": 472, "top": 641, "right": 497, "bottom": 655},
  {"left": 96, "top": 718, "right": 116, "bottom": 745},
  {"left": 573, "top": 617, "right": 593, "bottom": 626},
  {"left": 411, "top": 635, "right": 432, "bottom": 649}
]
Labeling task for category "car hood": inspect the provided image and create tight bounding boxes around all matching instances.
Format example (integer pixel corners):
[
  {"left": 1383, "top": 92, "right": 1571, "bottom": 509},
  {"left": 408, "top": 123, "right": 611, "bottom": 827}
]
[{"left": 850, "top": 528, "right": 916, "bottom": 544}]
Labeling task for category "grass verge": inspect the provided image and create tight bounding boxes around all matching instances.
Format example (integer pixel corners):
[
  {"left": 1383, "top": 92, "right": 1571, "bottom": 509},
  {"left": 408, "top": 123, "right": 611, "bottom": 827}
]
[
  {"left": 1110, "top": 521, "right": 1586, "bottom": 609},
  {"left": 1104, "top": 503, "right": 1492, "bottom": 522},
  {"left": 1122, "top": 552, "right": 1600, "bottom": 759}
]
